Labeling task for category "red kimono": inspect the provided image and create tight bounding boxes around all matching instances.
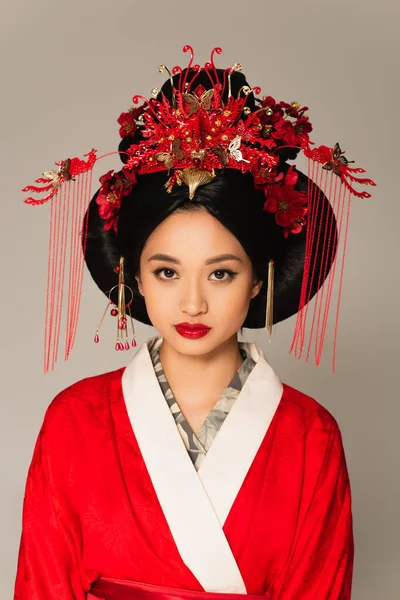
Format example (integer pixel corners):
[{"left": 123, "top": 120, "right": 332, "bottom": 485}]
[{"left": 13, "top": 338, "right": 354, "bottom": 599}]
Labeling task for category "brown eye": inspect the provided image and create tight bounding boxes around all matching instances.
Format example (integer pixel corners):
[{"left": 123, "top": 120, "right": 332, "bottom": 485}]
[
  {"left": 209, "top": 269, "right": 237, "bottom": 281},
  {"left": 153, "top": 268, "right": 177, "bottom": 280},
  {"left": 152, "top": 268, "right": 237, "bottom": 281}
]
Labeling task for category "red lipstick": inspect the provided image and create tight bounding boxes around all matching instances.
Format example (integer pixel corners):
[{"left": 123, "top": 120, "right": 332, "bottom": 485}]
[{"left": 174, "top": 322, "right": 212, "bottom": 339}]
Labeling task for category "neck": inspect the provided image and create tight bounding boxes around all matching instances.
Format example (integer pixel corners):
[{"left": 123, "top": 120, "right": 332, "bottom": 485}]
[{"left": 158, "top": 333, "right": 244, "bottom": 396}]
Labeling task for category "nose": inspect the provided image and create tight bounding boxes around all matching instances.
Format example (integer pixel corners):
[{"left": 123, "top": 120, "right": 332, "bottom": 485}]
[{"left": 179, "top": 276, "right": 208, "bottom": 315}]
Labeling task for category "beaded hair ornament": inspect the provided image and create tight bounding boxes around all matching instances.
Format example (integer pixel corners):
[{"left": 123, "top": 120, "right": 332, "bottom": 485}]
[{"left": 23, "top": 45, "right": 375, "bottom": 373}]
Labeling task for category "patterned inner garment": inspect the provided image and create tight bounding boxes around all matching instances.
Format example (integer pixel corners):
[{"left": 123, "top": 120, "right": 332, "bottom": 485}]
[{"left": 147, "top": 336, "right": 257, "bottom": 470}]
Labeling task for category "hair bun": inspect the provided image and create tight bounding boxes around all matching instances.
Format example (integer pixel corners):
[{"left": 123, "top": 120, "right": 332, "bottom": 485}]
[{"left": 157, "top": 67, "right": 256, "bottom": 111}]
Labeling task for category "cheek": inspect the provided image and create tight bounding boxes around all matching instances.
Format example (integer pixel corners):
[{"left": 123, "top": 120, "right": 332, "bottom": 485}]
[
  {"left": 209, "top": 280, "right": 255, "bottom": 317},
  {"left": 139, "top": 276, "right": 176, "bottom": 313},
  {"left": 226, "top": 286, "right": 254, "bottom": 314}
]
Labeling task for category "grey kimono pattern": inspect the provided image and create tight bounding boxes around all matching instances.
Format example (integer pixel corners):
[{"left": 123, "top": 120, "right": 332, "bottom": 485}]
[{"left": 147, "top": 336, "right": 256, "bottom": 471}]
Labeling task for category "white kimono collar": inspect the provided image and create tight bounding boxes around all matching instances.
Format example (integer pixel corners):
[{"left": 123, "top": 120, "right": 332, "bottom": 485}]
[{"left": 122, "top": 335, "right": 283, "bottom": 593}]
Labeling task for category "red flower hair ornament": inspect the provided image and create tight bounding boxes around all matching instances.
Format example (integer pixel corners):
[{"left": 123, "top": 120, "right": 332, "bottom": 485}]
[
  {"left": 256, "top": 166, "right": 308, "bottom": 238},
  {"left": 96, "top": 169, "right": 137, "bottom": 233},
  {"left": 22, "top": 45, "right": 376, "bottom": 373}
]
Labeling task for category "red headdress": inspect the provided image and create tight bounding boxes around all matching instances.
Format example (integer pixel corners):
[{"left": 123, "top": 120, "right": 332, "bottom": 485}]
[{"left": 23, "top": 45, "right": 375, "bottom": 373}]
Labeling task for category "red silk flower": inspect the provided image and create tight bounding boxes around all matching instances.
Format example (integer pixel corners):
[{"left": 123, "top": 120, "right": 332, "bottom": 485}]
[
  {"left": 263, "top": 166, "right": 308, "bottom": 238},
  {"left": 117, "top": 106, "right": 145, "bottom": 138},
  {"left": 96, "top": 169, "right": 137, "bottom": 233}
]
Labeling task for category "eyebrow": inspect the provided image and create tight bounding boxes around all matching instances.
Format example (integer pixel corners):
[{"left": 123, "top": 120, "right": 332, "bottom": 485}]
[{"left": 147, "top": 253, "right": 243, "bottom": 266}]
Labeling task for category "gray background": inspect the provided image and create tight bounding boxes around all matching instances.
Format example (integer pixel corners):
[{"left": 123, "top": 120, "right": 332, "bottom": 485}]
[{"left": 1, "top": 0, "right": 399, "bottom": 597}]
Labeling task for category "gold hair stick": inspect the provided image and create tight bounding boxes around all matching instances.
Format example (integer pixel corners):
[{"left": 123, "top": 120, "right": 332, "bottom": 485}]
[
  {"left": 227, "top": 63, "right": 242, "bottom": 98},
  {"left": 159, "top": 64, "right": 175, "bottom": 107},
  {"left": 266, "top": 258, "right": 275, "bottom": 341}
]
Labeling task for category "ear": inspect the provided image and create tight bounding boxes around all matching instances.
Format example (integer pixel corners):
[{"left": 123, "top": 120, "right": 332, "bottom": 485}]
[
  {"left": 135, "top": 275, "right": 144, "bottom": 296},
  {"left": 250, "top": 278, "right": 263, "bottom": 300}
]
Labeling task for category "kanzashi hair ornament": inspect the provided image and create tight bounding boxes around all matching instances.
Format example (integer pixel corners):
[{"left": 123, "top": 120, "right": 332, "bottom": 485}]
[
  {"left": 22, "top": 44, "right": 376, "bottom": 373},
  {"left": 94, "top": 257, "right": 137, "bottom": 351},
  {"left": 22, "top": 150, "right": 97, "bottom": 373},
  {"left": 265, "top": 258, "right": 275, "bottom": 341}
]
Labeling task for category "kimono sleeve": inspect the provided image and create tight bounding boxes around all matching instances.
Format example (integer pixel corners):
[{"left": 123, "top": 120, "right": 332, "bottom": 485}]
[
  {"left": 13, "top": 402, "right": 85, "bottom": 599},
  {"left": 275, "top": 416, "right": 354, "bottom": 599}
]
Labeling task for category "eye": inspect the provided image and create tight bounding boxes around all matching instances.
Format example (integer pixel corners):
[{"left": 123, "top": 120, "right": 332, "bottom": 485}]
[
  {"left": 152, "top": 268, "right": 238, "bottom": 281},
  {"left": 153, "top": 268, "right": 177, "bottom": 280},
  {"left": 209, "top": 269, "right": 238, "bottom": 281}
]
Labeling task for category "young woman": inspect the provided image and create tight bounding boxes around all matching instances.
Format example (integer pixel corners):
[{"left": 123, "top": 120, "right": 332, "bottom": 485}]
[{"left": 14, "top": 47, "right": 374, "bottom": 599}]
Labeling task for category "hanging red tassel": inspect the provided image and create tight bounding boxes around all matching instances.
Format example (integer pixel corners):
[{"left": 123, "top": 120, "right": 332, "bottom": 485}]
[
  {"left": 64, "top": 168, "right": 93, "bottom": 361},
  {"left": 290, "top": 141, "right": 375, "bottom": 372},
  {"left": 23, "top": 151, "right": 97, "bottom": 373}
]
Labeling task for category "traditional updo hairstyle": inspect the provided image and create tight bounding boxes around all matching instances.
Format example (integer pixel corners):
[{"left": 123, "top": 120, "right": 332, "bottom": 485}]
[{"left": 84, "top": 68, "right": 336, "bottom": 330}]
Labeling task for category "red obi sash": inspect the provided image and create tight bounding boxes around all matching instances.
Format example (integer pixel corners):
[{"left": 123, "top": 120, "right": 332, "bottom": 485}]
[{"left": 88, "top": 577, "right": 271, "bottom": 600}]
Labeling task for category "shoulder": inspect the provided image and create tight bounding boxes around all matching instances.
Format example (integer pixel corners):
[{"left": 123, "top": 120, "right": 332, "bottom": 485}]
[
  {"left": 280, "top": 381, "right": 342, "bottom": 439},
  {"left": 278, "top": 383, "right": 348, "bottom": 480},
  {"left": 41, "top": 367, "right": 125, "bottom": 436}
]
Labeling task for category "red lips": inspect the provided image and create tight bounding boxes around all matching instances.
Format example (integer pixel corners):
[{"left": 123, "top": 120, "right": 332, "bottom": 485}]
[
  {"left": 175, "top": 322, "right": 210, "bottom": 330},
  {"left": 174, "top": 322, "right": 211, "bottom": 339}
]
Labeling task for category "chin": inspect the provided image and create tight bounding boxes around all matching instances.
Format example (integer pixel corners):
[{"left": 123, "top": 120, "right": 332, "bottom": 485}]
[{"left": 173, "top": 328, "right": 240, "bottom": 353}]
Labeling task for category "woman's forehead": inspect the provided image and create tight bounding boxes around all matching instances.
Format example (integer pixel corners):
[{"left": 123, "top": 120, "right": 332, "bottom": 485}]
[{"left": 143, "top": 211, "right": 243, "bottom": 252}]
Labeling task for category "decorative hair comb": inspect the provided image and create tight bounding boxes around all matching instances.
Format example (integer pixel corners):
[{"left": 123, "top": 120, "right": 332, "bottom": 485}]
[{"left": 23, "top": 45, "right": 375, "bottom": 373}]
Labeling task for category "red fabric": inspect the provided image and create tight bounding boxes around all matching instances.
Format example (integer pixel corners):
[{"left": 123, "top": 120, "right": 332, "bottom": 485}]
[
  {"left": 88, "top": 576, "right": 271, "bottom": 600},
  {"left": 13, "top": 369, "right": 354, "bottom": 599}
]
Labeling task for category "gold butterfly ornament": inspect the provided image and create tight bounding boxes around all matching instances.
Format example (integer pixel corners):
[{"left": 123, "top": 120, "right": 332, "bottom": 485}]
[
  {"left": 228, "top": 136, "right": 250, "bottom": 163},
  {"left": 42, "top": 158, "right": 73, "bottom": 188},
  {"left": 154, "top": 138, "right": 185, "bottom": 170},
  {"left": 182, "top": 89, "right": 214, "bottom": 114},
  {"left": 322, "top": 142, "right": 354, "bottom": 176}
]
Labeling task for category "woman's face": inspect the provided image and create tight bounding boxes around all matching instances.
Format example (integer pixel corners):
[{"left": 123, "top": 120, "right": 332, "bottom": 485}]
[{"left": 135, "top": 209, "right": 262, "bottom": 356}]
